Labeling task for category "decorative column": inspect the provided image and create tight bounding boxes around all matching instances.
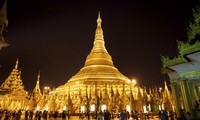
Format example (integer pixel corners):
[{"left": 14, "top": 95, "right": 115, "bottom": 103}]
[
  {"left": 195, "top": 85, "right": 200, "bottom": 100},
  {"left": 130, "top": 87, "right": 133, "bottom": 114},
  {"left": 179, "top": 78, "right": 193, "bottom": 118},
  {"left": 170, "top": 82, "right": 183, "bottom": 119}
]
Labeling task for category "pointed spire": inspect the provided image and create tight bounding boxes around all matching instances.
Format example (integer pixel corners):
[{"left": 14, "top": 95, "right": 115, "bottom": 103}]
[
  {"left": 97, "top": 11, "right": 102, "bottom": 26},
  {"left": 15, "top": 58, "right": 19, "bottom": 69},
  {"left": 83, "top": 11, "right": 115, "bottom": 67},
  {"left": 92, "top": 11, "right": 107, "bottom": 53},
  {"left": 32, "top": 70, "right": 42, "bottom": 103},
  {"left": 33, "top": 70, "right": 41, "bottom": 93}
]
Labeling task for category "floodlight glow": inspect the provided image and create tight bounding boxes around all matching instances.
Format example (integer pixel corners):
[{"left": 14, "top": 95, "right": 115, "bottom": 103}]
[
  {"left": 101, "top": 104, "right": 106, "bottom": 111},
  {"left": 126, "top": 105, "right": 130, "bottom": 113},
  {"left": 90, "top": 104, "right": 95, "bottom": 112}
]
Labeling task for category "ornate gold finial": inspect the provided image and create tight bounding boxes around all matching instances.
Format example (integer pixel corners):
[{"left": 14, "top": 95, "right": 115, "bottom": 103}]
[
  {"left": 36, "top": 70, "right": 41, "bottom": 88},
  {"left": 37, "top": 70, "right": 41, "bottom": 80},
  {"left": 33, "top": 70, "right": 42, "bottom": 94},
  {"left": 15, "top": 58, "right": 19, "bottom": 69},
  {"left": 97, "top": 11, "right": 102, "bottom": 26}
]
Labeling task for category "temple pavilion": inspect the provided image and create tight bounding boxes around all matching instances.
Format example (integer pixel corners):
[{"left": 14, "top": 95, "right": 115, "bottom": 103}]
[
  {"left": 161, "top": 6, "right": 200, "bottom": 119},
  {"left": 0, "top": 59, "right": 28, "bottom": 110}
]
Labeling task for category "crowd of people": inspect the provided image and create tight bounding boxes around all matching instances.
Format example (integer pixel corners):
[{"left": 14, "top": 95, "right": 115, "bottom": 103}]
[
  {"left": 0, "top": 110, "right": 69, "bottom": 120},
  {"left": 194, "top": 100, "right": 200, "bottom": 109},
  {"left": 0, "top": 109, "right": 170, "bottom": 120},
  {"left": 1, "top": 106, "right": 199, "bottom": 120}
]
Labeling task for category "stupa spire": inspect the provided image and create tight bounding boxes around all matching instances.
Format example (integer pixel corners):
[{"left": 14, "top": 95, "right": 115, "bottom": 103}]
[
  {"left": 33, "top": 70, "right": 41, "bottom": 93},
  {"left": 32, "top": 70, "right": 42, "bottom": 103},
  {"left": 92, "top": 11, "right": 107, "bottom": 53},
  {"left": 15, "top": 58, "right": 19, "bottom": 69},
  {"left": 97, "top": 11, "right": 102, "bottom": 26},
  {"left": 83, "top": 12, "right": 114, "bottom": 67}
]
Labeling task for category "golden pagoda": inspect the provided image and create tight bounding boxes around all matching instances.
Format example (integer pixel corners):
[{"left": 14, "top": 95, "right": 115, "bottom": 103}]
[
  {"left": 44, "top": 12, "right": 140, "bottom": 113},
  {"left": 0, "top": 58, "right": 28, "bottom": 110},
  {"left": 28, "top": 71, "right": 42, "bottom": 110}
]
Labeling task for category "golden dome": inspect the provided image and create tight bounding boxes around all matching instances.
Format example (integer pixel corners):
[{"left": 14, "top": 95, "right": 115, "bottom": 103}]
[{"left": 57, "top": 12, "right": 129, "bottom": 90}]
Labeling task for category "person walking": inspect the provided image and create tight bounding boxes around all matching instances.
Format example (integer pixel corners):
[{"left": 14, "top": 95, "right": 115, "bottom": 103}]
[
  {"left": 62, "top": 110, "right": 66, "bottom": 120},
  {"left": 120, "top": 110, "right": 127, "bottom": 120},
  {"left": 185, "top": 112, "right": 191, "bottom": 120},
  {"left": 97, "top": 111, "right": 104, "bottom": 120},
  {"left": 54, "top": 111, "right": 58, "bottom": 119},
  {"left": 161, "top": 110, "right": 168, "bottom": 120},
  {"left": 104, "top": 110, "right": 111, "bottom": 120},
  {"left": 25, "top": 110, "right": 29, "bottom": 120}
]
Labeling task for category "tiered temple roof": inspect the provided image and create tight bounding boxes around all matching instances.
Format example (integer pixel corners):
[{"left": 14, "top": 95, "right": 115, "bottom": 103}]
[{"left": 1, "top": 58, "right": 26, "bottom": 95}]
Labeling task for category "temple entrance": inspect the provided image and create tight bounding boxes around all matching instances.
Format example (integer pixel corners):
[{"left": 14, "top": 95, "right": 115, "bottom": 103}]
[
  {"left": 81, "top": 106, "right": 85, "bottom": 113},
  {"left": 126, "top": 105, "right": 130, "bottom": 113},
  {"left": 90, "top": 104, "right": 95, "bottom": 112},
  {"left": 63, "top": 105, "right": 66, "bottom": 111},
  {"left": 101, "top": 104, "right": 107, "bottom": 111}
]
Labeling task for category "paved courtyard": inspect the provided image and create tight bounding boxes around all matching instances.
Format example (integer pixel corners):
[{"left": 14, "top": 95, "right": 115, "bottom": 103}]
[{"left": 42, "top": 116, "right": 160, "bottom": 120}]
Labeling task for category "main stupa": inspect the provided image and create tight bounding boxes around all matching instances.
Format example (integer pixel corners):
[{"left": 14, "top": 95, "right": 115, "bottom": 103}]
[
  {"left": 42, "top": 12, "right": 140, "bottom": 113},
  {"left": 57, "top": 12, "right": 130, "bottom": 90}
]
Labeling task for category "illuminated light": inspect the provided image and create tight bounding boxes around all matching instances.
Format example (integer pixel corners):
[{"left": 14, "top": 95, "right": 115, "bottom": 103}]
[
  {"left": 143, "top": 106, "right": 147, "bottom": 113},
  {"left": 126, "top": 105, "right": 130, "bottom": 113},
  {"left": 46, "top": 106, "right": 48, "bottom": 111},
  {"left": 128, "top": 80, "right": 131, "bottom": 83},
  {"left": 26, "top": 107, "right": 29, "bottom": 110},
  {"left": 148, "top": 104, "right": 151, "bottom": 111},
  {"left": 90, "top": 104, "right": 95, "bottom": 112},
  {"left": 132, "top": 79, "right": 137, "bottom": 85},
  {"left": 159, "top": 105, "right": 161, "bottom": 111},
  {"left": 159, "top": 87, "right": 162, "bottom": 91},
  {"left": 37, "top": 106, "right": 40, "bottom": 111},
  {"left": 172, "top": 105, "right": 175, "bottom": 111},
  {"left": 44, "top": 86, "right": 50, "bottom": 90},
  {"left": 76, "top": 82, "right": 79, "bottom": 84},
  {"left": 101, "top": 104, "right": 106, "bottom": 111},
  {"left": 63, "top": 105, "right": 66, "bottom": 111},
  {"left": 162, "top": 104, "right": 164, "bottom": 110},
  {"left": 81, "top": 106, "right": 85, "bottom": 113}
]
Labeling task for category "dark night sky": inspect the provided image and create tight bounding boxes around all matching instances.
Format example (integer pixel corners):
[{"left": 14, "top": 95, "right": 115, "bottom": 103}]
[{"left": 0, "top": 0, "right": 199, "bottom": 92}]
